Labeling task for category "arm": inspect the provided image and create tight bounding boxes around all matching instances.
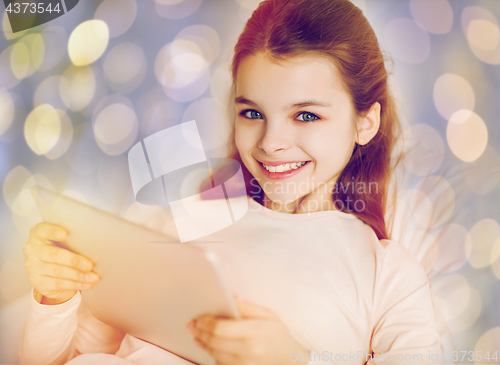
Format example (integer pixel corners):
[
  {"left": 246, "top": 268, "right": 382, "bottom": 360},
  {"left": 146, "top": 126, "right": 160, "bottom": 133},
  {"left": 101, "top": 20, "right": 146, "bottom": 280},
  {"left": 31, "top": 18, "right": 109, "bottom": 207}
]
[
  {"left": 20, "top": 289, "right": 125, "bottom": 365},
  {"left": 367, "top": 241, "right": 444, "bottom": 365}
]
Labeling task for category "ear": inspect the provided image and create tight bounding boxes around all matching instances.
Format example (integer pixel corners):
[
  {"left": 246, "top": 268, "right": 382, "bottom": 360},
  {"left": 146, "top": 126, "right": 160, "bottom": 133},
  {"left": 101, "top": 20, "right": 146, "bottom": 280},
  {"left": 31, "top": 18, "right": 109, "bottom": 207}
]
[{"left": 356, "top": 102, "right": 381, "bottom": 146}]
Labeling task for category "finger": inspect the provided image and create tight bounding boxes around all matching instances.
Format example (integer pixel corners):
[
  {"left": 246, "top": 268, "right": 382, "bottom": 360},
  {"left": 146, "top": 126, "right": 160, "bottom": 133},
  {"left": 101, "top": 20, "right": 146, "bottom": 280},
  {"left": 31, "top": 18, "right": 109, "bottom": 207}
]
[
  {"left": 194, "top": 316, "right": 260, "bottom": 339},
  {"left": 36, "top": 276, "right": 94, "bottom": 292},
  {"left": 31, "top": 244, "right": 93, "bottom": 272},
  {"left": 31, "top": 222, "right": 68, "bottom": 242},
  {"left": 194, "top": 333, "right": 243, "bottom": 356},
  {"left": 35, "top": 261, "right": 99, "bottom": 283}
]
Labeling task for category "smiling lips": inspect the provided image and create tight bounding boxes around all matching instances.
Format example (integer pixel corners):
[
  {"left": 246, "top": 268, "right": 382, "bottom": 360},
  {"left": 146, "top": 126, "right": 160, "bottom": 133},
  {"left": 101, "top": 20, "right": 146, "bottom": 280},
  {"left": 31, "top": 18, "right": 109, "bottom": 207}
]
[{"left": 258, "top": 160, "right": 310, "bottom": 180}]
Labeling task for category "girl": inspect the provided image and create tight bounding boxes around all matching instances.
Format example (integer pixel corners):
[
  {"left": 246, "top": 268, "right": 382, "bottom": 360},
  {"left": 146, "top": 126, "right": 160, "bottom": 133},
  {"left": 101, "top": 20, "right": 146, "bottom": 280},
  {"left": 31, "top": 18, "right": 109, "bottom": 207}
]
[{"left": 21, "top": 0, "right": 443, "bottom": 364}]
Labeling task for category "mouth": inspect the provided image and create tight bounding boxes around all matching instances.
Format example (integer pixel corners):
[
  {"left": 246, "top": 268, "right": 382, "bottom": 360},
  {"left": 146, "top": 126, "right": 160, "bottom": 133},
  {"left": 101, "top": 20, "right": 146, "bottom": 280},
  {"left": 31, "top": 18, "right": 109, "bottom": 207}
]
[{"left": 257, "top": 160, "right": 311, "bottom": 180}]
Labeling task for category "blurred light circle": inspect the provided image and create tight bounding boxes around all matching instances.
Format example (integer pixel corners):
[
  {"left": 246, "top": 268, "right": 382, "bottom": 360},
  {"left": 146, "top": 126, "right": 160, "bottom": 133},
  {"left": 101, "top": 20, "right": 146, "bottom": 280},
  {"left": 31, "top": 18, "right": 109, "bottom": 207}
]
[
  {"left": 34, "top": 76, "right": 67, "bottom": 110},
  {"left": 468, "top": 219, "right": 500, "bottom": 269},
  {"left": 93, "top": 103, "right": 138, "bottom": 155},
  {"left": 384, "top": 18, "right": 431, "bottom": 64},
  {"left": 155, "top": 0, "right": 202, "bottom": 20},
  {"left": 431, "top": 274, "right": 470, "bottom": 321},
  {"left": 68, "top": 20, "right": 109, "bottom": 66},
  {"left": 468, "top": 20, "right": 500, "bottom": 51},
  {"left": 433, "top": 73, "right": 475, "bottom": 120},
  {"left": 409, "top": 0, "right": 453, "bottom": 34},
  {"left": 182, "top": 98, "right": 231, "bottom": 152},
  {"left": 447, "top": 110, "right": 488, "bottom": 162},
  {"left": 155, "top": 40, "right": 211, "bottom": 102},
  {"left": 235, "top": 0, "right": 263, "bottom": 10},
  {"left": 39, "top": 26, "right": 67, "bottom": 72},
  {"left": 402, "top": 124, "right": 444, "bottom": 176},
  {"left": 59, "top": 65, "right": 96, "bottom": 112},
  {"left": 415, "top": 175, "right": 455, "bottom": 228},
  {"left": 24, "top": 104, "right": 61, "bottom": 156},
  {"left": 0, "top": 88, "right": 15, "bottom": 136},
  {"left": 10, "top": 34, "right": 45, "bottom": 80},
  {"left": 0, "top": 45, "right": 21, "bottom": 89},
  {"left": 176, "top": 25, "right": 221, "bottom": 64},
  {"left": 474, "top": 327, "right": 500, "bottom": 356},
  {"left": 2, "top": 165, "right": 32, "bottom": 210},
  {"left": 44, "top": 109, "right": 73, "bottom": 160},
  {"left": 463, "top": 145, "right": 500, "bottom": 195},
  {"left": 95, "top": 0, "right": 137, "bottom": 38},
  {"left": 431, "top": 223, "right": 472, "bottom": 274},
  {"left": 210, "top": 65, "right": 232, "bottom": 106},
  {"left": 155, "top": 40, "right": 208, "bottom": 89},
  {"left": 103, "top": 42, "right": 146, "bottom": 94},
  {"left": 447, "top": 287, "right": 481, "bottom": 333},
  {"left": 462, "top": 6, "right": 500, "bottom": 65}
]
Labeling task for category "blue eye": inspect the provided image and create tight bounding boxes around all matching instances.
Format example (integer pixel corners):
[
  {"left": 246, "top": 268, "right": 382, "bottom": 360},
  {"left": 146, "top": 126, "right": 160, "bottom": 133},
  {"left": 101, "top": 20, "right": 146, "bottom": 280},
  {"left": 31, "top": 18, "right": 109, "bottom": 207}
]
[
  {"left": 297, "top": 112, "right": 319, "bottom": 122},
  {"left": 241, "top": 110, "right": 263, "bottom": 119}
]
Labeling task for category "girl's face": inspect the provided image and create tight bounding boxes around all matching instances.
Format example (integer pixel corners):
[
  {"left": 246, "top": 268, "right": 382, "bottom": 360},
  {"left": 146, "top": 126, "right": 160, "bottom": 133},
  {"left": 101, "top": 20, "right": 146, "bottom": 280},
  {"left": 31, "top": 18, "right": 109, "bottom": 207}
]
[{"left": 234, "top": 53, "right": 358, "bottom": 213}]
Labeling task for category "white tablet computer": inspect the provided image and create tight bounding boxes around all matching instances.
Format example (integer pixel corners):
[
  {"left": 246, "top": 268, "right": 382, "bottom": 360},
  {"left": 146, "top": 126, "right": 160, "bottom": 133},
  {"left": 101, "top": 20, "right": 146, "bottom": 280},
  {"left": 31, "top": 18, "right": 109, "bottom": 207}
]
[{"left": 31, "top": 185, "right": 240, "bottom": 365}]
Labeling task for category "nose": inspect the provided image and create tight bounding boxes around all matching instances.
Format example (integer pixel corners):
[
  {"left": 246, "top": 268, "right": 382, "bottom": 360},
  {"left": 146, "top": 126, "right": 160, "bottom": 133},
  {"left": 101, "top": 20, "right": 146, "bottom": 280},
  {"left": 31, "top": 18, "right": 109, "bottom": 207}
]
[{"left": 257, "top": 121, "right": 292, "bottom": 155}]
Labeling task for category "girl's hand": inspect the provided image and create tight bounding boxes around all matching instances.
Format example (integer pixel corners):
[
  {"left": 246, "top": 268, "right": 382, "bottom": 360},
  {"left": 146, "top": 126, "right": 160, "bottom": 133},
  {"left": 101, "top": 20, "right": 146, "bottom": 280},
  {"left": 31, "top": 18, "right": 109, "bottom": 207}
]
[
  {"left": 187, "top": 296, "right": 310, "bottom": 365},
  {"left": 23, "top": 222, "right": 99, "bottom": 305}
]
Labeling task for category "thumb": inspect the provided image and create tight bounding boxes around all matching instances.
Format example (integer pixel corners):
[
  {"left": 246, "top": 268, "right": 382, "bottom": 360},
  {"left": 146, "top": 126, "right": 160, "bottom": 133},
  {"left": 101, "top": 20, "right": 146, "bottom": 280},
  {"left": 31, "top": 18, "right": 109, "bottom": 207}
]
[{"left": 234, "top": 295, "right": 276, "bottom": 319}]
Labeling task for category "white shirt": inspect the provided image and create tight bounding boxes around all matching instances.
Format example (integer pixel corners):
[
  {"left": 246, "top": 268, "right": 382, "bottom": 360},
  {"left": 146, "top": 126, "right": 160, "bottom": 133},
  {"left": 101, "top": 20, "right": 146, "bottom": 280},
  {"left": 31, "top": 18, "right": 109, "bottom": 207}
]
[{"left": 20, "top": 196, "right": 444, "bottom": 365}]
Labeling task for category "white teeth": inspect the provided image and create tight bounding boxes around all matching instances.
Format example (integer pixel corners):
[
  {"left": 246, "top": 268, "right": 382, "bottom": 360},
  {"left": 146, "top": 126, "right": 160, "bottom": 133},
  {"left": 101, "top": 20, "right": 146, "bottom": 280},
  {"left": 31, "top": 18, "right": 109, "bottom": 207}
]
[{"left": 262, "top": 161, "right": 307, "bottom": 172}]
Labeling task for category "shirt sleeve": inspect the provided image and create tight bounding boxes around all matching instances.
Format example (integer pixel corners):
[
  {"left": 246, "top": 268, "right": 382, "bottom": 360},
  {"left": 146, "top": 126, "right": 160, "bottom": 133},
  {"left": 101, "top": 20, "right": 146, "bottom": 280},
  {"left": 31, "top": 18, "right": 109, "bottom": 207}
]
[
  {"left": 367, "top": 241, "right": 444, "bottom": 365},
  {"left": 19, "top": 289, "right": 125, "bottom": 365}
]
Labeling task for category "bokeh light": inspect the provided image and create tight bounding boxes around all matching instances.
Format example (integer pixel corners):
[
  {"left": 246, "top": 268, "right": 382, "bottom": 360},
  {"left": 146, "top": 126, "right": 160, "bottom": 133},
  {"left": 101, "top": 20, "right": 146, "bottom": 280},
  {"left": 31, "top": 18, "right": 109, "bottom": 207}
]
[
  {"left": 34, "top": 76, "right": 67, "bottom": 110},
  {"left": 39, "top": 26, "right": 67, "bottom": 72},
  {"left": 462, "top": 7, "right": 500, "bottom": 65},
  {"left": 0, "top": 88, "right": 15, "bottom": 136},
  {"left": 384, "top": 18, "right": 431, "bottom": 64},
  {"left": 431, "top": 223, "right": 472, "bottom": 274},
  {"left": 447, "top": 287, "right": 481, "bottom": 333},
  {"left": 433, "top": 73, "right": 475, "bottom": 121},
  {"left": 474, "top": 327, "right": 500, "bottom": 361},
  {"left": 402, "top": 124, "right": 444, "bottom": 176},
  {"left": 10, "top": 34, "right": 45, "bottom": 80},
  {"left": 24, "top": 104, "right": 61, "bottom": 156},
  {"left": 175, "top": 25, "right": 221, "bottom": 64},
  {"left": 463, "top": 145, "right": 500, "bottom": 195},
  {"left": 44, "top": 109, "right": 73, "bottom": 160},
  {"left": 447, "top": 110, "right": 488, "bottom": 162},
  {"left": 409, "top": 0, "right": 453, "bottom": 34},
  {"left": 94, "top": 0, "right": 137, "bottom": 38},
  {"left": 155, "top": 39, "right": 211, "bottom": 102},
  {"left": 468, "top": 219, "right": 500, "bottom": 269},
  {"left": 431, "top": 274, "right": 470, "bottom": 323},
  {"left": 210, "top": 64, "right": 232, "bottom": 106},
  {"left": 59, "top": 65, "right": 96, "bottom": 112},
  {"left": 155, "top": 0, "right": 203, "bottom": 20},
  {"left": 68, "top": 20, "right": 109, "bottom": 66},
  {"left": 103, "top": 42, "right": 147, "bottom": 94},
  {"left": 93, "top": 102, "right": 138, "bottom": 156}
]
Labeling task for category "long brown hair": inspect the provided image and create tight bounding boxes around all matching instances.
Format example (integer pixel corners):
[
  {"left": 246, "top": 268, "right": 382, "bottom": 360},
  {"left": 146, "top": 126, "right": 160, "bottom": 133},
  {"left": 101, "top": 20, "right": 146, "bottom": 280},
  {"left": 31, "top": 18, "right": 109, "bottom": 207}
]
[{"left": 210, "top": 0, "right": 402, "bottom": 240}]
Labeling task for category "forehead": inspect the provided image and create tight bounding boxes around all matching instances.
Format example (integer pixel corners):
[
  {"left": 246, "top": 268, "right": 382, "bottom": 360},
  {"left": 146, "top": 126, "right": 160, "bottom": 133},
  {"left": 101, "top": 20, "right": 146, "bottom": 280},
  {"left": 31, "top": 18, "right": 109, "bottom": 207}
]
[{"left": 235, "top": 53, "right": 347, "bottom": 96}]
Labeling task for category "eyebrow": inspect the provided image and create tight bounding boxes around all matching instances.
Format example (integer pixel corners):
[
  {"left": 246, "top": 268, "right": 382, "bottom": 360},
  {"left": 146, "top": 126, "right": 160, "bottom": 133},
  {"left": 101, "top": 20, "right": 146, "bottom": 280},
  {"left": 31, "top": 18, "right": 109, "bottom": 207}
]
[{"left": 234, "top": 96, "right": 332, "bottom": 110}]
